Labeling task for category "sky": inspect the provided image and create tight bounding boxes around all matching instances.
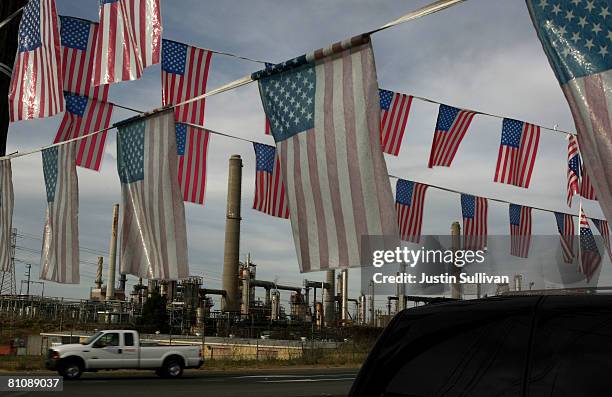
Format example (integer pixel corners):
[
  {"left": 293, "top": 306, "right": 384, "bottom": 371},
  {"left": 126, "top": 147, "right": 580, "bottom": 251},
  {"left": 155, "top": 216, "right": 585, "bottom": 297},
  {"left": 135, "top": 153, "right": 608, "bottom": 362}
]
[{"left": 4, "top": 0, "right": 610, "bottom": 311}]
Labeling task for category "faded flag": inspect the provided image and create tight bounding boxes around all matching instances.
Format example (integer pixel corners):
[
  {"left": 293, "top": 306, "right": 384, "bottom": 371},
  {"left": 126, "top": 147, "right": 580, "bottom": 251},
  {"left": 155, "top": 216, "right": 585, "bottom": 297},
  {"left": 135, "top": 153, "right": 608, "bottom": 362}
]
[
  {"left": 253, "top": 35, "right": 398, "bottom": 272},
  {"left": 116, "top": 110, "right": 188, "bottom": 279},
  {"left": 0, "top": 160, "right": 14, "bottom": 272},
  {"left": 527, "top": 0, "right": 612, "bottom": 224},
  {"left": 40, "top": 144, "right": 79, "bottom": 284}
]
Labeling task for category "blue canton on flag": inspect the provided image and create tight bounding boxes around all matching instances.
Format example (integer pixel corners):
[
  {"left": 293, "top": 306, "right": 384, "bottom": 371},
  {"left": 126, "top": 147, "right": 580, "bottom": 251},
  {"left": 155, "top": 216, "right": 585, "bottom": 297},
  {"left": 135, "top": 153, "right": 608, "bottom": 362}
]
[
  {"left": 396, "top": 179, "right": 414, "bottom": 206},
  {"left": 509, "top": 204, "right": 522, "bottom": 225},
  {"left": 162, "top": 40, "right": 187, "bottom": 75},
  {"left": 117, "top": 120, "right": 145, "bottom": 184},
  {"left": 461, "top": 194, "right": 475, "bottom": 219},
  {"left": 175, "top": 123, "right": 187, "bottom": 155},
  {"left": 436, "top": 105, "right": 461, "bottom": 132},
  {"left": 59, "top": 16, "right": 89, "bottom": 50},
  {"left": 259, "top": 58, "right": 315, "bottom": 142},
  {"left": 19, "top": 0, "right": 42, "bottom": 52},
  {"left": 501, "top": 119, "right": 523, "bottom": 148},
  {"left": 42, "top": 147, "right": 59, "bottom": 203},
  {"left": 568, "top": 152, "right": 581, "bottom": 176},
  {"left": 254, "top": 143, "right": 275, "bottom": 173},
  {"left": 379, "top": 89, "right": 394, "bottom": 111},
  {"left": 64, "top": 92, "right": 88, "bottom": 117}
]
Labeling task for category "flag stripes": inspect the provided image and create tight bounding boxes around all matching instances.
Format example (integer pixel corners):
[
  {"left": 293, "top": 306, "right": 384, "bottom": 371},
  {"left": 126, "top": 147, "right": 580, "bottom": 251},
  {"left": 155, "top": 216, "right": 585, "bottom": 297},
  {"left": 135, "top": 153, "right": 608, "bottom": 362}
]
[
  {"left": 396, "top": 179, "right": 428, "bottom": 243},
  {"left": 461, "top": 194, "right": 487, "bottom": 250},
  {"left": 39, "top": 144, "right": 79, "bottom": 284},
  {"left": 566, "top": 135, "right": 580, "bottom": 206},
  {"left": 579, "top": 208, "right": 601, "bottom": 283},
  {"left": 428, "top": 105, "right": 475, "bottom": 167},
  {"left": 176, "top": 123, "right": 209, "bottom": 205},
  {"left": 509, "top": 204, "right": 531, "bottom": 258},
  {"left": 9, "top": 0, "right": 64, "bottom": 121},
  {"left": 253, "top": 143, "right": 289, "bottom": 219},
  {"left": 379, "top": 89, "right": 412, "bottom": 156},
  {"left": 0, "top": 161, "right": 14, "bottom": 272},
  {"left": 54, "top": 93, "right": 114, "bottom": 171},
  {"left": 554, "top": 212, "right": 574, "bottom": 263},
  {"left": 494, "top": 119, "right": 540, "bottom": 188}
]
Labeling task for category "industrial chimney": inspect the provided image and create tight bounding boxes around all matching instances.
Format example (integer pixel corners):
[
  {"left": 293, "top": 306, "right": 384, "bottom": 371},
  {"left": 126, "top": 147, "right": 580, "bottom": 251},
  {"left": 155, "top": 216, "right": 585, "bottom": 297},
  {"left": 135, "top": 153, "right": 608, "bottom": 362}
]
[{"left": 221, "top": 155, "right": 242, "bottom": 312}]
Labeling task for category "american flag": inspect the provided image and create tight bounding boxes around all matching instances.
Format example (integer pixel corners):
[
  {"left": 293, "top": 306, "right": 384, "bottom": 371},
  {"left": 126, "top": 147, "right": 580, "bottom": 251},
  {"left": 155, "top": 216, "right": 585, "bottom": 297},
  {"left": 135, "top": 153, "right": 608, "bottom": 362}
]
[
  {"left": 0, "top": 161, "right": 14, "bottom": 272},
  {"left": 93, "top": 0, "right": 162, "bottom": 86},
  {"left": 509, "top": 204, "right": 532, "bottom": 258},
  {"left": 566, "top": 135, "right": 580, "bottom": 206},
  {"left": 527, "top": 0, "right": 612, "bottom": 225},
  {"left": 116, "top": 110, "right": 188, "bottom": 279},
  {"left": 428, "top": 104, "right": 475, "bottom": 168},
  {"left": 554, "top": 212, "right": 574, "bottom": 264},
  {"left": 59, "top": 16, "right": 108, "bottom": 101},
  {"left": 39, "top": 144, "right": 79, "bottom": 284},
  {"left": 9, "top": 0, "right": 64, "bottom": 121},
  {"left": 161, "top": 39, "right": 213, "bottom": 124},
  {"left": 253, "top": 143, "right": 289, "bottom": 219},
  {"left": 494, "top": 118, "right": 540, "bottom": 188},
  {"left": 175, "top": 123, "right": 209, "bottom": 205},
  {"left": 379, "top": 88, "right": 412, "bottom": 156},
  {"left": 579, "top": 208, "right": 601, "bottom": 283},
  {"left": 460, "top": 194, "right": 487, "bottom": 250},
  {"left": 592, "top": 218, "right": 611, "bottom": 262},
  {"left": 54, "top": 92, "right": 114, "bottom": 171},
  {"left": 396, "top": 179, "right": 428, "bottom": 244},
  {"left": 580, "top": 166, "right": 597, "bottom": 201},
  {"left": 254, "top": 35, "right": 398, "bottom": 272}
]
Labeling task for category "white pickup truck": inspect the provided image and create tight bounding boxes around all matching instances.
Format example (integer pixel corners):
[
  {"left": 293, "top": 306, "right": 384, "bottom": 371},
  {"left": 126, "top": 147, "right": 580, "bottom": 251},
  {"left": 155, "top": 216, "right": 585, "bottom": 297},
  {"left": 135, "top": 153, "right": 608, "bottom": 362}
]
[{"left": 45, "top": 330, "right": 203, "bottom": 379}]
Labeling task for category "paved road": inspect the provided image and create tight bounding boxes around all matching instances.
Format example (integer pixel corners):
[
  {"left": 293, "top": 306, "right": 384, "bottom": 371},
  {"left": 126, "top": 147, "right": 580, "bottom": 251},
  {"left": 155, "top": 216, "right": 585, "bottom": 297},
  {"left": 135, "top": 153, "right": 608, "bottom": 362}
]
[{"left": 0, "top": 368, "right": 358, "bottom": 397}]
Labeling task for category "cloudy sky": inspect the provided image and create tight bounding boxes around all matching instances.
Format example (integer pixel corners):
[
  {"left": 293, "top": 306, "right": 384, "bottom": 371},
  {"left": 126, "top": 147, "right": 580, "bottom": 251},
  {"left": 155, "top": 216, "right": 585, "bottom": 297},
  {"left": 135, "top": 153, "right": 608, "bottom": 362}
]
[{"left": 5, "top": 0, "right": 609, "bottom": 310}]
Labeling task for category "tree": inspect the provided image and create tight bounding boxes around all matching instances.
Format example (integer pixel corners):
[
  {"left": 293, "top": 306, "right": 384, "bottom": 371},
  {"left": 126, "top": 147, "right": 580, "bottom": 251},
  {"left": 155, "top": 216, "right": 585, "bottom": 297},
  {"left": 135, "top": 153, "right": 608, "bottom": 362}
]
[{"left": 137, "top": 292, "right": 169, "bottom": 334}]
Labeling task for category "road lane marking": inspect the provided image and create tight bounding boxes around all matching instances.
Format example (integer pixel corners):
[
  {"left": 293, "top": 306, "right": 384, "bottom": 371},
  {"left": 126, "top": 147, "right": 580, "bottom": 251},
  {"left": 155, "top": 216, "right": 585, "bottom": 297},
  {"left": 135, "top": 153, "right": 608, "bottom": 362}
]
[{"left": 259, "top": 377, "right": 355, "bottom": 383}]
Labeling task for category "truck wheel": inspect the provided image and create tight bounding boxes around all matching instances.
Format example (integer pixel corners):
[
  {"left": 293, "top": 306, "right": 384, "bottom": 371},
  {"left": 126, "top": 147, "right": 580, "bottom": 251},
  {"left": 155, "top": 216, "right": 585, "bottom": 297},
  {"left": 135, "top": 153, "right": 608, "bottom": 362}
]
[
  {"left": 162, "top": 359, "right": 183, "bottom": 378},
  {"left": 59, "top": 361, "right": 83, "bottom": 380}
]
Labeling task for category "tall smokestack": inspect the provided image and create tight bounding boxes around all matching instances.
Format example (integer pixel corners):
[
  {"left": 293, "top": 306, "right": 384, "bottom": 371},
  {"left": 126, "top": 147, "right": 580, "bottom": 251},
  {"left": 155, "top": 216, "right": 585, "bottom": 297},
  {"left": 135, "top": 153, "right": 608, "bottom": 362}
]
[
  {"left": 341, "top": 269, "right": 348, "bottom": 322},
  {"left": 106, "top": 204, "right": 119, "bottom": 301},
  {"left": 324, "top": 270, "right": 335, "bottom": 326},
  {"left": 222, "top": 155, "right": 242, "bottom": 312},
  {"left": 95, "top": 257, "right": 103, "bottom": 289}
]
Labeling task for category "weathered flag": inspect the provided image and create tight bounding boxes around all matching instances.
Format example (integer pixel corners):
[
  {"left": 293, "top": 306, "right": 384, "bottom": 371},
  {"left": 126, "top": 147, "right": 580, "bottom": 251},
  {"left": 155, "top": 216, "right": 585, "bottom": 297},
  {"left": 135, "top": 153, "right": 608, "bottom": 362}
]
[
  {"left": 253, "top": 143, "right": 289, "bottom": 219},
  {"left": 0, "top": 161, "right": 14, "bottom": 272},
  {"left": 93, "top": 0, "right": 162, "bottom": 86},
  {"left": 461, "top": 194, "right": 487, "bottom": 250},
  {"left": 379, "top": 88, "right": 412, "bottom": 156},
  {"left": 59, "top": 16, "right": 108, "bottom": 101},
  {"left": 54, "top": 92, "right": 114, "bottom": 171},
  {"left": 428, "top": 104, "right": 475, "bottom": 167},
  {"left": 396, "top": 179, "right": 428, "bottom": 244},
  {"left": 580, "top": 165, "right": 597, "bottom": 201},
  {"left": 593, "top": 218, "right": 611, "bottom": 262},
  {"left": 509, "top": 204, "right": 532, "bottom": 258},
  {"left": 554, "top": 211, "right": 574, "bottom": 264},
  {"left": 9, "top": 0, "right": 64, "bottom": 121},
  {"left": 579, "top": 208, "right": 601, "bottom": 283},
  {"left": 116, "top": 110, "right": 188, "bottom": 279},
  {"left": 39, "top": 144, "right": 79, "bottom": 284},
  {"left": 566, "top": 135, "right": 580, "bottom": 206},
  {"left": 161, "top": 39, "right": 213, "bottom": 125},
  {"left": 495, "top": 119, "right": 540, "bottom": 188},
  {"left": 526, "top": 0, "right": 612, "bottom": 225},
  {"left": 253, "top": 35, "right": 398, "bottom": 272},
  {"left": 175, "top": 123, "right": 209, "bottom": 205}
]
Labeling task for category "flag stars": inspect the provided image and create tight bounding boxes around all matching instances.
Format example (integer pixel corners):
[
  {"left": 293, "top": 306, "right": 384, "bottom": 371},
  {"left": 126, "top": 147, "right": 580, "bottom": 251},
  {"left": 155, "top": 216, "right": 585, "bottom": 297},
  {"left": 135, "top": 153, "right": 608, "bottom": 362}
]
[
  {"left": 539, "top": 0, "right": 548, "bottom": 8},
  {"left": 586, "top": 38, "right": 595, "bottom": 49},
  {"left": 571, "top": 31, "right": 581, "bottom": 43},
  {"left": 565, "top": 9, "right": 575, "bottom": 21},
  {"left": 578, "top": 16, "right": 588, "bottom": 28},
  {"left": 552, "top": 4, "right": 562, "bottom": 15},
  {"left": 585, "top": 0, "right": 595, "bottom": 12},
  {"left": 592, "top": 22, "right": 602, "bottom": 34},
  {"left": 599, "top": 45, "right": 608, "bottom": 57},
  {"left": 601, "top": 6, "right": 610, "bottom": 19}
]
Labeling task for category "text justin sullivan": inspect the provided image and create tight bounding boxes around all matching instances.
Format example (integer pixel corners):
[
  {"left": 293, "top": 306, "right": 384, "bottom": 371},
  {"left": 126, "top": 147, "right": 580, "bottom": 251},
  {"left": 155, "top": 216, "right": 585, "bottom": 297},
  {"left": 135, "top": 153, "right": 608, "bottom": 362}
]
[{"left": 372, "top": 272, "right": 509, "bottom": 284}]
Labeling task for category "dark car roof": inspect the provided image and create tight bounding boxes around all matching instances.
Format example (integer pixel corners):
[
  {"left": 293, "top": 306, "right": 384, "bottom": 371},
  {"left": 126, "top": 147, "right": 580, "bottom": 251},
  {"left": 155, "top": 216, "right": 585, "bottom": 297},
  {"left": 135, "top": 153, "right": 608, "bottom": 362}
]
[{"left": 349, "top": 295, "right": 612, "bottom": 397}]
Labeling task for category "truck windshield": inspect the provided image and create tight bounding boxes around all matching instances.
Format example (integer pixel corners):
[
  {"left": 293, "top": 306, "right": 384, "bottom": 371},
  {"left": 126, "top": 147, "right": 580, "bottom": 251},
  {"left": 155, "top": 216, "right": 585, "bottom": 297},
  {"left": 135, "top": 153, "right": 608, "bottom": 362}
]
[{"left": 81, "top": 332, "right": 103, "bottom": 345}]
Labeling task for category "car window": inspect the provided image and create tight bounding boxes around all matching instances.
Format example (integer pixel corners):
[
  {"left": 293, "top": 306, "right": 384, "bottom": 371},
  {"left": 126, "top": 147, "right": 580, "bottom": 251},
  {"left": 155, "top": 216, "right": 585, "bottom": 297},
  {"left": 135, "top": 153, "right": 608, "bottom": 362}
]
[
  {"left": 351, "top": 298, "right": 539, "bottom": 397},
  {"left": 97, "top": 333, "right": 119, "bottom": 347},
  {"left": 124, "top": 332, "right": 134, "bottom": 346},
  {"left": 528, "top": 296, "right": 612, "bottom": 396}
]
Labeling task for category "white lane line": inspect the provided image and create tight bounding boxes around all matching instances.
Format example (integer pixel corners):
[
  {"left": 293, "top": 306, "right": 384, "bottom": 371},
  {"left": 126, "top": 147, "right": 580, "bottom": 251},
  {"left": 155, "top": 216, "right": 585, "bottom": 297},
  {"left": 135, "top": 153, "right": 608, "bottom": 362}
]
[
  {"left": 259, "top": 377, "right": 355, "bottom": 383},
  {"left": 233, "top": 373, "right": 356, "bottom": 379}
]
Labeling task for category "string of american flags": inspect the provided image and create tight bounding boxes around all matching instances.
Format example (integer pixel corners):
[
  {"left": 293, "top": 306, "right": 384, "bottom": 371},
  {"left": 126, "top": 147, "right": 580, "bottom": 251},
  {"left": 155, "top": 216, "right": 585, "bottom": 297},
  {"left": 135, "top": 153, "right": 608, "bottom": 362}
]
[{"left": 0, "top": 0, "right": 610, "bottom": 282}]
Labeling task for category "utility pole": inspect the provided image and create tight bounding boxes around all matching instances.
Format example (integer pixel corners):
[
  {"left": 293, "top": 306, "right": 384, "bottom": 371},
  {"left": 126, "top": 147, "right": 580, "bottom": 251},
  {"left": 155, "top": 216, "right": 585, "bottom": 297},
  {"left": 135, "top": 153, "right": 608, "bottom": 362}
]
[
  {"left": 106, "top": 204, "right": 119, "bottom": 301},
  {"left": 24, "top": 264, "right": 31, "bottom": 296},
  {"left": 0, "top": 228, "right": 17, "bottom": 295}
]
